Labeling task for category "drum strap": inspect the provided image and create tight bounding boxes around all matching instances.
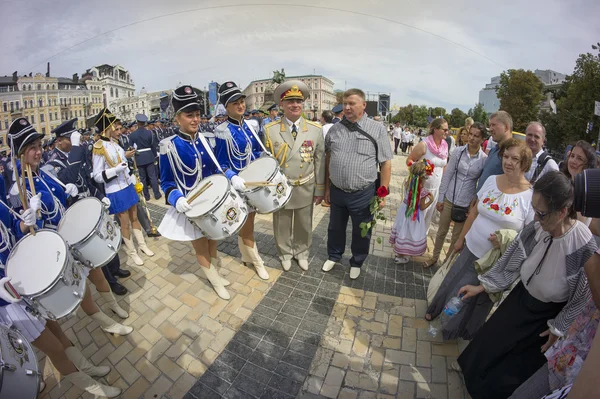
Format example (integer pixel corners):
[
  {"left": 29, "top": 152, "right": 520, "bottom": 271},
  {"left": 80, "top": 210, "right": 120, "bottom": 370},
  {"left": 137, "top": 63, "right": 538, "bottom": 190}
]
[
  {"left": 196, "top": 133, "right": 224, "bottom": 174},
  {"left": 244, "top": 121, "right": 272, "bottom": 156}
]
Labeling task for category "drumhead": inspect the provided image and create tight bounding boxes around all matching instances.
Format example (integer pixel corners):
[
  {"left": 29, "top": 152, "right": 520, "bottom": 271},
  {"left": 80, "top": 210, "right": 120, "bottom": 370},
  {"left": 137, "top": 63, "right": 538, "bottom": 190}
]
[
  {"left": 58, "top": 197, "right": 102, "bottom": 244},
  {"left": 186, "top": 175, "right": 229, "bottom": 217},
  {"left": 239, "top": 157, "right": 278, "bottom": 182},
  {"left": 6, "top": 230, "right": 68, "bottom": 295}
]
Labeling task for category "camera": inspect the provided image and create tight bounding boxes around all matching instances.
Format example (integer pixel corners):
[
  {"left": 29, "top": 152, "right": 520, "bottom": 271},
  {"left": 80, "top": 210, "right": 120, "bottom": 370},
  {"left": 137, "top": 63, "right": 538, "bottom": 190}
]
[{"left": 574, "top": 169, "right": 600, "bottom": 218}]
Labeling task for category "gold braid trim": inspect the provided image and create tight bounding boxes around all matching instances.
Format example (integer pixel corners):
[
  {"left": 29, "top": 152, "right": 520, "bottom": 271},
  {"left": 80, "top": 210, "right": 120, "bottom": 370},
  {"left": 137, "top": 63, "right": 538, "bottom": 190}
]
[
  {"left": 265, "top": 128, "right": 289, "bottom": 167},
  {"left": 92, "top": 140, "right": 119, "bottom": 168}
]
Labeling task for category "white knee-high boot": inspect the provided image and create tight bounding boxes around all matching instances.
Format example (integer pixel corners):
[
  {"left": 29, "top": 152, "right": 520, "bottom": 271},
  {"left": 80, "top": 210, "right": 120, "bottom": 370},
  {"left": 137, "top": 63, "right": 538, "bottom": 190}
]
[
  {"left": 65, "top": 346, "right": 110, "bottom": 377},
  {"left": 90, "top": 311, "right": 133, "bottom": 336},
  {"left": 212, "top": 257, "right": 231, "bottom": 286},
  {"left": 99, "top": 291, "right": 129, "bottom": 319},
  {"left": 133, "top": 229, "right": 154, "bottom": 257},
  {"left": 201, "top": 261, "right": 231, "bottom": 300},
  {"left": 238, "top": 236, "right": 269, "bottom": 280},
  {"left": 123, "top": 236, "right": 144, "bottom": 266},
  {"left": 66, "top": 371, "right": 121, "bottom": 398}
]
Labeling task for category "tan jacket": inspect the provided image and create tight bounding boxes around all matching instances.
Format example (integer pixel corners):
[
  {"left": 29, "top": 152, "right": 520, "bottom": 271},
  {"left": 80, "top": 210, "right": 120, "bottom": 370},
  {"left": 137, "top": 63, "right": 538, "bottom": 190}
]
[{"left": 263, "top": 117, "right": 325, "bottom": 209}]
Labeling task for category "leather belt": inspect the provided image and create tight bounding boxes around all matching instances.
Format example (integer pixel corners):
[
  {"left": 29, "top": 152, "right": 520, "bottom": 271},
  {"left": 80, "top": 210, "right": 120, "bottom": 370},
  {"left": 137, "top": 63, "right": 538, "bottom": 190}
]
[
  {"left": 288, "top": 172, "right": 315, "bottom": 187},
  {"left": 334, "top": 182, "right": 374, "bottom": 193}
]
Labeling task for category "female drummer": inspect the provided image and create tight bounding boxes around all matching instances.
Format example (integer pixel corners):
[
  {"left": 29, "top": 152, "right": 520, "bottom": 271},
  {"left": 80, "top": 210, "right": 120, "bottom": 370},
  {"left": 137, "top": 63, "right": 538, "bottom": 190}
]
[
  {"left": 214, "top": 81, "right": 269, "bottom": 280},
  {"left": 158, "top": 86, "right": 231, "bottom": 300},
  {"left": 1, "top": 125, "right": 121, "bottom": 397},
  {"left": 8, "top": 118, "right": 132, "bottom": 337},
  {"left": 92, "top": 108, "right": 154, "bottom": 266}
]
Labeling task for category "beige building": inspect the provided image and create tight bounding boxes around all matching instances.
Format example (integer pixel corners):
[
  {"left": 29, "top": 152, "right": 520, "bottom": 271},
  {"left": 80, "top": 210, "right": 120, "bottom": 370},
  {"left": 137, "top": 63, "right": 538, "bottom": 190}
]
[
  {"left": 82, "top": 64, "right": 136, "bottom": 105},
  {"left": 110, "top": 88, "right": 172, "bottom": 122},
  {"left": 243, "top": 75, "right": 336, "bottom": 119},
  {"left": 0, "top": 71, "right": 105, "bottom": 147}
]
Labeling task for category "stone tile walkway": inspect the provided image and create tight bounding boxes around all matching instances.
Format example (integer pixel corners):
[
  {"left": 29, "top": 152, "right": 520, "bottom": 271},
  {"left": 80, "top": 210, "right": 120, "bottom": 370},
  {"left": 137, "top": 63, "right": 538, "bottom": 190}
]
[{"left": 36, "top": 145, "right": 468, "bottom": 398}]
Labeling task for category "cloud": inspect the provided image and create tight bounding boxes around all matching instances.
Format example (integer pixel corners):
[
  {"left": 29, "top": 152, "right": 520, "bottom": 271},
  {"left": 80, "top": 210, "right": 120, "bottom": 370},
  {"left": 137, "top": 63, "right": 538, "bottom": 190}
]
[{"left": 1, "top": 0, "right": 599, "bottom": 112}]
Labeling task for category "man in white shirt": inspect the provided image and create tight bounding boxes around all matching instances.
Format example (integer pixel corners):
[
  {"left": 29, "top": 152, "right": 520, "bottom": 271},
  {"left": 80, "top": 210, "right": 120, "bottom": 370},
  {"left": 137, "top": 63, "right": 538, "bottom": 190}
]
[
  {"left": 392, "top": 122, "right": 402, "bottom": 154},
  {"left": 401, "top": 128, "right": 410, "bottom": 154},
  {"left": 320, "top": 110, "right": 334, "bottom": 139},
  {"left": 524, "top": 121, "right": 558, "bottom": 184}
]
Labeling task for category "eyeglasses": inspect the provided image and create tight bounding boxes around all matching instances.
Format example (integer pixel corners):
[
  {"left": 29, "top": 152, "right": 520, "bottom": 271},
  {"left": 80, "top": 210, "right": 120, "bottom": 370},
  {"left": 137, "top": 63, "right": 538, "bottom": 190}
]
[
  {"left": 439, "top": 128, "right": 449, "bottom": 133},
  {"left": 533, "top": 207, "right": 549, "bottom": 220}
]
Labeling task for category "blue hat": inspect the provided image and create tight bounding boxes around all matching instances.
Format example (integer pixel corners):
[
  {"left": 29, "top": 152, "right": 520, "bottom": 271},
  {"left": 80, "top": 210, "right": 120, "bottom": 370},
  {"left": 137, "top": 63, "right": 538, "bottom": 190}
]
[
  {"left": 267, "top": 104, "right": 278, "bottom": 111},
  {"left": 136, "top": 114, "right": 148, "bottom": 123},
  {"left": 250, "top": 109, "right": 258, "bottom": 114},
  {"left": 332, "top": 104, "right": 343, "bottom": 114},
  {"left": 51, "top": 118, "right": 78, "bottom": 138}
]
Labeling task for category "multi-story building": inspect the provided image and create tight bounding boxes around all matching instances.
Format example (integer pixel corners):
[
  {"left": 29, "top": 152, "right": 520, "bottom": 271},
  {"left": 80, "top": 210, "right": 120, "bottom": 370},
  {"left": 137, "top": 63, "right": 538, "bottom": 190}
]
[
  {"left": 243, "top": 75, "right": 336, "bottom": 119},
  {"left": 0, "top": 70, "right": 104, "bottom": 148},
  {"left": 478, "top": 69, "right": 567, "bottom": 115},
  {"left": 82, "top": 64, "right": 135, "bottom": 106},
  {"left": 109, "top": 88, "right": 172, "bottom": 122}
]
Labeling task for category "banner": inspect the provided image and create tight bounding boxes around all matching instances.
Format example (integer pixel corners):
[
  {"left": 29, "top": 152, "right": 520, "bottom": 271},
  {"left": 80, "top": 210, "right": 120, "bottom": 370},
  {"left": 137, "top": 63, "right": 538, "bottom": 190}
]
[{"left": 209, "top": 82, "right": 219, "bottom": 116}]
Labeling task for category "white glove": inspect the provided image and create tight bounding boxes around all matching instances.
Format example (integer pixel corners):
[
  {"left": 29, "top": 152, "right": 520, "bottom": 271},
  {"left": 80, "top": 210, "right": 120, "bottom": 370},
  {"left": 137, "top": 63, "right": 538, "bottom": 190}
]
[
  {"left": 115, "top": 163, "right": 129, "bottom": 174},
  {"left": 128, "top": 173, "right": 137, "bottom": 186},
  {"left": 231, "top": 175, "right": 246, "bottom": 191},
  {"left": 70, "top": 131, "right": 81, "bottom": 147},
  {"left": 20, "top": 208, "right": 37, "bottom": 227},
  {"left": 0, "top": 277, "right": 21, "bottom": 304},
  {"left": 175, "top": 196, "right": 193, "bottom": 213},
  {"left": 101, "top": 197, "right": 111, "bottom": 208},
  {"left": 65, "top": 183, "right": 78, "bottom": 197},
  {"left": 28, "top": 193, "right": 41, "bottom": 212}
]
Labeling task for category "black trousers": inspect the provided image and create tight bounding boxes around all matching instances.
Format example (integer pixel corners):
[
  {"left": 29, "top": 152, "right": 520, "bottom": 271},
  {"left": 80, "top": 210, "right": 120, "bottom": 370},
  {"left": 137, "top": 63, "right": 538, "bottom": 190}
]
[
  {"left": 139, "top": 163, "right": 161, "bottom": 199},
  {"left": 327, "top": 182, "right": 375, "bottom": 268},
  {"left": 393, "top": 138, "right": 400, "bottom": 154},
  {"left": 102, "top": 253, "right": 122, "bottom": 284}
]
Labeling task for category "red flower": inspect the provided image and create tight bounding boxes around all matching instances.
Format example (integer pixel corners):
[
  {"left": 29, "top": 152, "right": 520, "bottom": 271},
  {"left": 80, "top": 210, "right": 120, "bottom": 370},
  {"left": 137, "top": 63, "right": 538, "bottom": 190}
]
[
  {"left": 490, "top": 204, "right": 500, "bottom": 211},
  {"left": 505, "top": 207, "right": 512, "bottom": 215},
  {"left": 483, "top": 198, "right": 490, "bottom": 204},
  {"left": 377, "top": 186, "right": 389, "bottom": 198}
]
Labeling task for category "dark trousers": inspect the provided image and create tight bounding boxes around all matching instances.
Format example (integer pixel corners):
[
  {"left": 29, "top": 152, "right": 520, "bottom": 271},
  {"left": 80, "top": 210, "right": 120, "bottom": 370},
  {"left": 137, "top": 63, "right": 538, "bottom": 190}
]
[
  {"left": 400, "top": 142, "right": 408, "bottom": 153},
  {"left": 393, "top": 138, "right": 400, "bottom": 154},
  {"left": 102, "top": 253, "right": 121, "bottom": 284},
  {"left": 327, "top": 183, "right": 375, "bottom": 267},
  {"left": 139, "top": 163, "right": 161, "bottom": 199}
]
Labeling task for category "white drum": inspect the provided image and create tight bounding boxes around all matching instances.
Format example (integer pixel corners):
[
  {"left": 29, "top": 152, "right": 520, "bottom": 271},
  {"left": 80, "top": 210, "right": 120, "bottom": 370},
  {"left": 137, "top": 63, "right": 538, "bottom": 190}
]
[
  {"left": 238, "top": 157, "right": 292, "bottom": 214},
  {"left": 58, "top": 197, "right": 121, "bottom": 268},
  {"left": 0, "top": 324, "right": 40, "bottom": 399},
  {"left": 185, "top": 174, "right": 248, "bottom": 240},
  {"left": 6, "top": 230, "right": 86, "bottom": 321}
]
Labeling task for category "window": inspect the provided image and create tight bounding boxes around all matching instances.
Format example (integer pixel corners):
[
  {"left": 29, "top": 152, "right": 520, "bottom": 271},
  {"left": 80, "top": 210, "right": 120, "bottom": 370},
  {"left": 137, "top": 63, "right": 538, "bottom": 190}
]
[
  {"left": 54, "top": 112, "right": 57, "bottom": 120},
  {"left": 68, "top": 98, "right": 71, "bottom": 105},
  {"left": 79, "top": 110, "right": 82, "bottom": 117},
  {"left": 2, "top": 103, "right": 6, "bottom": 112},
  {"left": 70, "top": 111, "right": 73, "bottom": 118},
  {"left": 24, "top": 101, "right": 28, "bottom": 109},
  {"left": 31, "top": 115, "right": 35, "bottom": 123},
  {"left": 52, "top": 85, "right": 56, "bottom": 90},
  {"left": 10, "top": 103, "right": 14, "bottom": 112},
  {"left": 29, "top": 100, "right": 33, "bottom": 108},
  {"left": 39, "top": 99, "right": 43, "bottom": 107},
  {"left": 110, "top": 87, "right": 114, "bottom": 97},
  {"left": 314, "top": 93, "right": 317, "bottom": 99},
  {"left": 49, "top": 113, "right": 52, "bottom": 121},
  {"left": 42, "top": 127, "right": 46, "bottom": 134},
  {"left": 28, "top": 84, "right": 32, "bottom": 91},
  {"left": 40, "top": 114, "right": 44, "bottom": 122},
  {"left": 53, "top": 99, "right": 56, "bottom": 106},
  {"left": 15, "top": 101, "right": 20, "bottom": 110},
  {"left": 37, "top": 84, "right": 41, "bottom": 90},
  {"left": 115, "top": 88, "right": 119, "bottom": 98},
  {"left": 4, "top": 120, "right": 7, "bottom": 129}
]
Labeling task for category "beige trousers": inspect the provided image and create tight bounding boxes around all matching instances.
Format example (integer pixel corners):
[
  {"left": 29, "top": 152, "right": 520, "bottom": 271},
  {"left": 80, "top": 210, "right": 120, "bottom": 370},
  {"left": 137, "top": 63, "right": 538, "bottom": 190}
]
[
  {"left": 431, "top": 198, "right": 465, "bottom": 261},
  {"left": 273, "top": 203, "right": 314, "bottom": 261}
]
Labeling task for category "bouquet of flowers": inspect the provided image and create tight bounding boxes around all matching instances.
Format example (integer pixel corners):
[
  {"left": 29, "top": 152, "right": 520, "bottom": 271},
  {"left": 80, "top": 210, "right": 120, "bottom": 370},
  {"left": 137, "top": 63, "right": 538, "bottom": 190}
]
[{"left": 359, "top": 186, "right": 389, "bottom": 243}]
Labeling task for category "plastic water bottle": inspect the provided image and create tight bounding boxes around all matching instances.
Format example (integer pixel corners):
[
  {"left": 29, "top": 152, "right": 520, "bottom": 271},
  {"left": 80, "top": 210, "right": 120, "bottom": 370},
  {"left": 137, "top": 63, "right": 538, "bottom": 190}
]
[{"left": 440, "top": 296, "right": 464, "bottom": 328}]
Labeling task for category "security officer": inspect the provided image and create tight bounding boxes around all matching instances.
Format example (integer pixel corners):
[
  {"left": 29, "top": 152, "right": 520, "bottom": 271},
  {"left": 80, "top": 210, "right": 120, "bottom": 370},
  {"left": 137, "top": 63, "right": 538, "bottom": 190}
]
[
  {"left": 263, "top": 104, "right": 280, "bottom": 124},
  {"left": 331, "top": 104, "right": 343, "bottom": 123},
  {"left": 129, "top": 114, "right": 161, "bottom": 200},
  {"left": 263, "top": 80, "right": 325, "bottom": 271}
]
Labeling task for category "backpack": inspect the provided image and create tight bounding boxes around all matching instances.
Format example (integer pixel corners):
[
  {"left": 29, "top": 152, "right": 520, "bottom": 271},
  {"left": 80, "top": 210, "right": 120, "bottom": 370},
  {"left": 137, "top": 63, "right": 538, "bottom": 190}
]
[{"left": 531, "top": 152, "right": 551, "bottom": 184}]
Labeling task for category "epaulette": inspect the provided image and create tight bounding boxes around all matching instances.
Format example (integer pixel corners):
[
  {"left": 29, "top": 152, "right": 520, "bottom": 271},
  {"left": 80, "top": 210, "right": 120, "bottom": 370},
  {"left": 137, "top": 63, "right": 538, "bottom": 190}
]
[
  {"left": 159, "top": 136, "right": 176, "bottom": 156},
  {"left": 92, "top": 140, "right": 104, "bottom": 155},
  {"left": 306, "top": 120, "right": 322, "bottom": 129},
  {"left": 264, "top": 120, "right": 279, "bottom": 129},
  {"left": 214, "top": 122, "right": 231, "bottom": 140}
]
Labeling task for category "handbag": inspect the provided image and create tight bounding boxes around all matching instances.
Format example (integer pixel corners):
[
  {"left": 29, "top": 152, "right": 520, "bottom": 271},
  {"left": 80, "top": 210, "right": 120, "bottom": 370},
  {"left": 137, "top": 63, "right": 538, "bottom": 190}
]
[
  {"left": 427, "top": 251, "right": 459, "bottom": 303},
  {"left": 341, "top": 118, "right": 381, "bottom": 188},
  {"left": 450, "top": 149, "right": 469, "bottom": 223}
]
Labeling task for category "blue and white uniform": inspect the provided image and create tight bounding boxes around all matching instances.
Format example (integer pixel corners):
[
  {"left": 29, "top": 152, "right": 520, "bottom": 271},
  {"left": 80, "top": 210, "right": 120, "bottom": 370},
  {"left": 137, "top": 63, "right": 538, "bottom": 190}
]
[
  {"left": 214, "top": 117, "right": 263, "bottom": 179},
  {"left": 158, "top": 129, "right": 219, "bottom": 241}
]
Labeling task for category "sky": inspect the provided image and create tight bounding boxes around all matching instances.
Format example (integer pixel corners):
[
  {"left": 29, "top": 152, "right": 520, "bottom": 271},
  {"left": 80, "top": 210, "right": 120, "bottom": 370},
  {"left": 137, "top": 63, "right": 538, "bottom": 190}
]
[{"left": 1, "top": 0, "right": 599, "bottom": 113}]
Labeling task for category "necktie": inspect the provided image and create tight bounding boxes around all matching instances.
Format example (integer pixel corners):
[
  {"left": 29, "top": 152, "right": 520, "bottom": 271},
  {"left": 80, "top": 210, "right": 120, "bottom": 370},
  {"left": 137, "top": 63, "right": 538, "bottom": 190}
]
[{"left": 292, "top": 124, "right": 297, "bottom": 139}]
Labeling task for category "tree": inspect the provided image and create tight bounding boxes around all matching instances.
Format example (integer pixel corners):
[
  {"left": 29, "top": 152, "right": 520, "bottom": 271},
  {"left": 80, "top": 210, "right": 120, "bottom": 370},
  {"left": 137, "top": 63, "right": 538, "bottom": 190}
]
[
  {"left": 396, "top": 104, "right": 414, "bottom": 125},
  {"left": 553, "top": 52, "right": 600, "bottom": 148},
  {"left": 334, "top": 90, "right": 344, "bottom": 106},
  {"left": 413, "top": 105, "right": 429, "bottom": 127},
  {"left": 449, "top": 108, "right": 468, "bottom": 128},
  {"left": 432, "top": 107, "right": 446, "bottom": 119},
  {"left": 467, "top": 103, "right": 488, "bottom": 125},
  {"left": 496, "top": 69, "right": 544, "bottom": 132}
]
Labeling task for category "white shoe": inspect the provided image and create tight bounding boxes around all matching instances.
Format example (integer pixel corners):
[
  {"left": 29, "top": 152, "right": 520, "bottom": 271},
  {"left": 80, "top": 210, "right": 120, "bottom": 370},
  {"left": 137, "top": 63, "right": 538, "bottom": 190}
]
[
  {"left": 322, "top": 260, "right": 336, "bottom": 272},
  {"left": 212, "top": 258, "right": 231, "bottom": 286},
  {"left": 133, "top": 229, "right": 154, "bottom": 257},
  {"left": 123, "top": 237, "right": 144, "bottom": 266},
  {"left": 350, "top": 267, "right": 361, "bottom": 280},
  {"left": 281, "top": 259, "right": 292, "bottom": 271},
  {"left": 253, "top": 263, "right": 270, "bottom": 280},
  {"left": 394, "top": 255, "right": 409, "bottom": 264},
  {"left": 65, "top": 346, "right": 111, "bottom": 378},
  {"left": 66, "top": 371, "right": 122, "bottom": 398},
  {"left": 90, "top": 311, "right": 133, "bottom": 336},
  {"left": 238, "top": 237, "right": 269, "bottom": 280},
  {"left": 297, "top": 259, "right": 309, "bottom": 271},
  {"left": 201, "top": 263, "right": 231, "bottom": 300},
  {"left": 39, "top": 380, "right": 46, "bottom": 393},
  {"left": 99, "top": 291, "right": 128, "bottom": 319}
]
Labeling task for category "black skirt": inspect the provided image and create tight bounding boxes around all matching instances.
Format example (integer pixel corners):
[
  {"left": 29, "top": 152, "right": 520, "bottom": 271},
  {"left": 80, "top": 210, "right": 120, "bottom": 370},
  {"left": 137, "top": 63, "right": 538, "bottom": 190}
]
[{"left": 458, "top": 282, "right": 566, "bottom": 399}]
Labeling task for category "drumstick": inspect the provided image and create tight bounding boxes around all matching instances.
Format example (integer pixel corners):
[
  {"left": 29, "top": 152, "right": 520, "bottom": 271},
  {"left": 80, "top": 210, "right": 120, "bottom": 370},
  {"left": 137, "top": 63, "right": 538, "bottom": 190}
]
[
  {"left": 25, "top": 164, "right": 40, "bottom": 219},
  {"left": 16, "top": 156, "right": 35, "bottom": 236},
  {"left": 3, "top": 281, "right": 21, "bottom": 300},
  {"left": 11, "top": 157, "right": 25, "bottom": 206},
  {"left": 244, "top": 182, "right": 277, "bottom": 187},
  {"left": 186, "top": 181, "right": 213, "bottom": 205}
]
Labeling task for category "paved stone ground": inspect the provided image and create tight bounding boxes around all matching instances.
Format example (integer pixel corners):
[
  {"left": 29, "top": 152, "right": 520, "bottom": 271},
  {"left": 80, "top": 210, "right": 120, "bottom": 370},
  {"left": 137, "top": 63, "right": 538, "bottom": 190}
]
[{"left": 36, "top": 144, "right": 468, "bottom": 399}]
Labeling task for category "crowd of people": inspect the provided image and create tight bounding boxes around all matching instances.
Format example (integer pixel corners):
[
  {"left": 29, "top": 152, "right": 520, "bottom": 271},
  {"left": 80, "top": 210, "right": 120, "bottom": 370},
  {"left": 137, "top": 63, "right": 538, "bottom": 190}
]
[{"left": 389, "top": 110, "right": 600, "bottom": 398}]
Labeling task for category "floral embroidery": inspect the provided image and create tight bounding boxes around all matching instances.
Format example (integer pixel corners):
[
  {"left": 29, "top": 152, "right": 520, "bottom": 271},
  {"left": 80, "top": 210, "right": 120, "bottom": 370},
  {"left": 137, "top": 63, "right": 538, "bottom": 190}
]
[
  {"left": 482, "top": 192, "right": 519, "bottom": 216},
  {"left": 483, "top": 197, "right": 490, "bottom": 204},
  {"left": 505, "top": 207, "right": 512, "bottom": 215},
  {"left": 490, "top": 204, "right": 499, "bottom": 211}
]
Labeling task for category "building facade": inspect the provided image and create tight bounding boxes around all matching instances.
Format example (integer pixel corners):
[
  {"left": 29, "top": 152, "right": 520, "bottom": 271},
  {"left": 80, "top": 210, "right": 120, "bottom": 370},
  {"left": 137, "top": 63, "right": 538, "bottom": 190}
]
[
  {"left": 109, "top": 88, "right": 172, "bottom": 122},
  {"left": 0, "top": 72, "right": 104, "bottom": 148},
  {"left": 82, "top": 64, "right": 135, "bottom": 106},
  {"left": 478, "top": 69, "right": 567, "bottom": 115},
  {"left": 243, "top": 75, "right": 336, "bottom": 119}
]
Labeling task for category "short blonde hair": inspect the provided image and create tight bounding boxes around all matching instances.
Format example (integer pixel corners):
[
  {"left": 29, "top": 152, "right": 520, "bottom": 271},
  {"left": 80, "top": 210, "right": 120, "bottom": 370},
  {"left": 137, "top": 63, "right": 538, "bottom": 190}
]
[
  {"left": 465, "top": 117, "right": 474, "bottom": 125},
  {"left": 343, "top": 88, "right": 366, "bottom": 101},
  {"left": 490, "top": 110, "right": 513, "bottom": 132}
]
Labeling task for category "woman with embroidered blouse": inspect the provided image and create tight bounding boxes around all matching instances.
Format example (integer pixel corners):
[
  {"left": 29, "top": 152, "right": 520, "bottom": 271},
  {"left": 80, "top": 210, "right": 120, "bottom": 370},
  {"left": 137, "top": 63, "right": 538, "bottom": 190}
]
[
  {"left": 214, "top": 81, "right": 270, "bottom": 281},
  {"left": 425, "top": 138, "right": 534, "bottom": 340},
  {"left": 457, "top": 171, "right": 597, "bottom": 399},
  {"left": 157, "top": 86, "right": 232, "bottom": 300}
]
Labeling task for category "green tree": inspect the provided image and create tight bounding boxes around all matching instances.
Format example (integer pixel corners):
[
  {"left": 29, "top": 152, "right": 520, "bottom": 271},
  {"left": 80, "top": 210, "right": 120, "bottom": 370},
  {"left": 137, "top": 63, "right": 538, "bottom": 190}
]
[
  {"left": 467, "top": 103, "right": 488, "bottom": 125},
  {"left": 496, "top": 69, "right": 544, "bottom": 132},
  {"left": 396, "top": 104, "right": 414, "bottom": 125},
  {"left": 553, "top": 52, "right": 600, "bottom": 148},
  {"left": 449, "top": 108, "right": 468, "bottom": 128},
  {"left": 413, "top": 105, "right": 429, "bottom": 127},
  {"left": 432, "top": 107, "right": 446, "bottom": 119}
]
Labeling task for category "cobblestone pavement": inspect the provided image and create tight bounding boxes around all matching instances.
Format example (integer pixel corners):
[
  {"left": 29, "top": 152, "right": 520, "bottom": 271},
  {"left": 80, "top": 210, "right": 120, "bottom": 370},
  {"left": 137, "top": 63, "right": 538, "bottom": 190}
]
[{"left": 37, "top": 146, "right": 468, "bottom": 399}]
